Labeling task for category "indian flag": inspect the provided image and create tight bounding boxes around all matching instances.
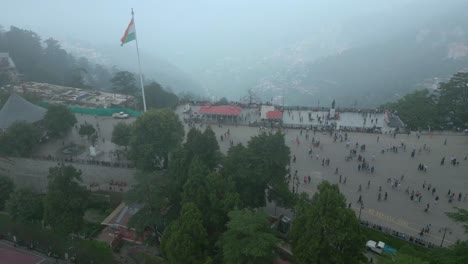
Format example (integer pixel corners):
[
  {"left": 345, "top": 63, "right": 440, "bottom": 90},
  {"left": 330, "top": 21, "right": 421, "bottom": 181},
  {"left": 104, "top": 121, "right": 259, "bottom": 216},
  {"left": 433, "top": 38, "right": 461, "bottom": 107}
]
[{"left": 121, "top": 18, "right": 136, "bottom": 46}]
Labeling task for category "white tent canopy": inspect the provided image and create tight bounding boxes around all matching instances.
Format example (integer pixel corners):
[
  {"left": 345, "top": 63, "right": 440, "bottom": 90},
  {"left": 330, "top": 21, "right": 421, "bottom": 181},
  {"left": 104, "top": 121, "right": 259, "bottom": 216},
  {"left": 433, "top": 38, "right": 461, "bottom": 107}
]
[{"left": 0, "top": 93, "right": 46, "bottom": 129}]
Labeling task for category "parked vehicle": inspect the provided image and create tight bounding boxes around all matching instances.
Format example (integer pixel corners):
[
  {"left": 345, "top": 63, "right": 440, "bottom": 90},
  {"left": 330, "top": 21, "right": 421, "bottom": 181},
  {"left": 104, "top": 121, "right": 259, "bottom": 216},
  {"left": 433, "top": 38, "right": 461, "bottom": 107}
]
[
  {"left": 366, "top": 240, "right": 385, "bottom": 254},
  {"left": 112, "top": 112, "right": 129, "bottom": 119}
]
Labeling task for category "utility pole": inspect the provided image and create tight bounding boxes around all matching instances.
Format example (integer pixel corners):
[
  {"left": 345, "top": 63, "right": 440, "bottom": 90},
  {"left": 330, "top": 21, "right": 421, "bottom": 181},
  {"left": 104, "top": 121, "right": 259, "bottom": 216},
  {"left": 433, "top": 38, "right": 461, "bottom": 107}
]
[{"left": 439, "top": 227, "right": 452, "bottom": 247}]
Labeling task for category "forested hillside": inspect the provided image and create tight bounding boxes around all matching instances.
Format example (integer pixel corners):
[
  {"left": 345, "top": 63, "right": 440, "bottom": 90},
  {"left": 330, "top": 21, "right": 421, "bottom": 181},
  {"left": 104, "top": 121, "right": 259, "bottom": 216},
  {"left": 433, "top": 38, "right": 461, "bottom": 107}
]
[{"left": 0, "top": 26, "right": 114, "bottom": 90}]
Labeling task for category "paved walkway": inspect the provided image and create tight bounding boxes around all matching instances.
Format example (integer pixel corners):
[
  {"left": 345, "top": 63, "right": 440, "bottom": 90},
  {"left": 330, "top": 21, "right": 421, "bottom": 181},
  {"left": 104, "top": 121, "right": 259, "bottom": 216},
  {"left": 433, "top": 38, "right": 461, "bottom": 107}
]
[
  {"left": 17, "top": 111, "right": 468, "bottom": 247},
  {"left": 178, "top": 110, "right": 468, "bottom": 246}
]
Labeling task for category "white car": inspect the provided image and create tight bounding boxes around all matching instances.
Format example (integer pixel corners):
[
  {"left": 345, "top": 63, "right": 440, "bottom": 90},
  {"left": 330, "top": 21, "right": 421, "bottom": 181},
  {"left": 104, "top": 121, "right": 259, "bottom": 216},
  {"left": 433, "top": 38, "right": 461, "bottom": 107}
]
[
  {"left": 366, "top": 240, "right": 385, "bottom": 254},
  {"left": 112, "top": 112, "right": 129, "bottom": 119}
]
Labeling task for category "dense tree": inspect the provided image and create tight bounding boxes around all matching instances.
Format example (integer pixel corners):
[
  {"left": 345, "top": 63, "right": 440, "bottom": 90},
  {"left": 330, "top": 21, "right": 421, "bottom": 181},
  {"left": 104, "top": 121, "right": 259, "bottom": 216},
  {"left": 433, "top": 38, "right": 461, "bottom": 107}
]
[
  {"left": 223, "top": 132, "right": 293, "bottom": 208},
  {"left": 446, "top": 207, "right": 468, "bottom": 233},
  {"left": 41, "top": 38, "right": 76, "bottom": 86},
  {"left": 430, "top": 241, "right": 468, "bottom": 264},
  {"left": 289, "top": 182, "right": 366, "bottom": 264},
  {"left": 129, "top": 109, "right": 184, "bottom": 171},
  {"left": 382, "top": 72, "right": 468, "bottom": 130},
  {"left": 437, "top": 71, "right": 468, "bottom": 128},
  {"left": 43, "top": 104, "right": 77, "bottom": 137},
  {"left": 160, "top": 202, "right": 209, "bottom": 264},
  {"left": 1, "top": 26, "right": 43, "bottom": 80},
  {"left": 111, "top": 122, "right": 132, "bottom": 148},
  {"left": 0, "top": 175, "right": 14, "bottom": 210},
  {"left": 110, "top": 71, "right": 137, "bottom": 95},
  {"left": 0, "top": 71, "right": 13, "bottom": 87},
  {"left": 221, "top": 209, "right": 279, "bottom": 264},
  {"left": 182, "top": 158, "right": 234, "bottom": 243},
  {"left": 0, "top": 25, "right": 118, "bottom": 90},
  {"left": 142, "top": 82, "right": 179, "bottom": 110},
  {"left": 215, "top": 97, "right": 229, "bottom": 105},
  {"left": 185, "top": 127, "right": 221, "bottom": 170},
  {"left": 43, "top": 165, "right": 89, "bottom": 234},
  {"left": 5, "top": 188, "right": 43, "bottom": 223},
  {"left": 126, "top": 171, "right": 176, "bottom": 240},
  {"left": 381, "top": 89, "right": 439, "bottom": 130},
  {"left": 78, "top": 124, "right": 96, "bottom": 140},
  {"left": 0, "top": 122, "right": 41, "bottom": 157}
]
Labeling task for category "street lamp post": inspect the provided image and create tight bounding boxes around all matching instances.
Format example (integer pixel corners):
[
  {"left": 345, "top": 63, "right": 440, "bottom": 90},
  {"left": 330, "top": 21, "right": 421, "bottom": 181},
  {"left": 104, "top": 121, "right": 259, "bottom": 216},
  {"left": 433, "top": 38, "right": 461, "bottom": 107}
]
[
  {"left": 359, "top": 204, "right": 364, "bottom": 220},
  {"left": 439, "top": 227, "right": 452, "bottom": 247}
]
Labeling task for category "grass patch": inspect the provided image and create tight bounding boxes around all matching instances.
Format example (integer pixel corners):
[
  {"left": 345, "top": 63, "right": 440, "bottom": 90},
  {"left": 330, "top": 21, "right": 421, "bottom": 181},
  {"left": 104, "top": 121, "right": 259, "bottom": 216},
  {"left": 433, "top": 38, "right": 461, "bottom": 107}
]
[
  {"left": 0, "top": 214, "right": 112, "bottom": 262},
  {"left": 93, "top": 190, "right": 124, "bottom": 209}
]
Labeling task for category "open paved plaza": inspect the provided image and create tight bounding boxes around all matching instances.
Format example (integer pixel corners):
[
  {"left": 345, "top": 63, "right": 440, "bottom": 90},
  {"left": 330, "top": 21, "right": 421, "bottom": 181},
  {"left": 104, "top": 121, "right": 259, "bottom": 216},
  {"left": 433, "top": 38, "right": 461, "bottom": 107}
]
[
  {"left": 201, "top": 122, "right": 468, "bottom": 247},
  {"left": 20, "top": 110, "right": 468, "bottom": 247}
]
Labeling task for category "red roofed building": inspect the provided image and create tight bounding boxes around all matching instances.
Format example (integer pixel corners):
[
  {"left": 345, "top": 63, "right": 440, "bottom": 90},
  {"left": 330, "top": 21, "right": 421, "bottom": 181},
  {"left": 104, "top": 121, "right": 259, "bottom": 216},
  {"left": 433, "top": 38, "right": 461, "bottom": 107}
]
[
  {"left": 266, "top": 110, "right": 282, "bottom": 120},
  {"left": 97, "top": 203, "right": 145, "bottom": 245},
  {"left": 198, "top": 105, "right": 242, "bottom": 123},
  {"left": 199, "top": 105, "right": 242, "bottom": 116}
]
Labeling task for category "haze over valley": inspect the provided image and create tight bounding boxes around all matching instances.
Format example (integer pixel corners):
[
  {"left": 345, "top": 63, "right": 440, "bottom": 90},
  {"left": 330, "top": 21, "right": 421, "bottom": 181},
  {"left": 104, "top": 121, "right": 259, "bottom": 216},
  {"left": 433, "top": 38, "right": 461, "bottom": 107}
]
[{"left": 2, "top": 0, "right": 468, "bottom": 106}]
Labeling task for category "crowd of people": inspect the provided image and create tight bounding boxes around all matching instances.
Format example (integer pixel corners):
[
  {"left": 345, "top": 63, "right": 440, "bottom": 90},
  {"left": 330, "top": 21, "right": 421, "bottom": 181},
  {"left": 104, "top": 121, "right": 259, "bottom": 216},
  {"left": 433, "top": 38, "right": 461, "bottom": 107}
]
[{"left": 282, "top": 125, "right": 467, "bottom": 245}]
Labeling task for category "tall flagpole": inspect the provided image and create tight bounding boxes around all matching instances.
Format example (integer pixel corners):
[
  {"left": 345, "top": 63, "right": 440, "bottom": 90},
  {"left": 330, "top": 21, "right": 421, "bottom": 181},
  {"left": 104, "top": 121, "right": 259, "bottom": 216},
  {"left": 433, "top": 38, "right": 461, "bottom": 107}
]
[{"left": 132, "top": 8, "right": 147, "bottom": 112}]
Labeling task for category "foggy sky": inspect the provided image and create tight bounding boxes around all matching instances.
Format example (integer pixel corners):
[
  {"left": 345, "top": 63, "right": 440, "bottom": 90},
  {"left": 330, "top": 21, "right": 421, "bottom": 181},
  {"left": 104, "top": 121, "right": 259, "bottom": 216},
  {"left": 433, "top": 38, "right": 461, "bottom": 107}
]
[
  {"left": 1, "top": 0, "right": 465, "bottom": 98},
  {"left": 1, "top": 1, "right": 417, "bottom": 65}
]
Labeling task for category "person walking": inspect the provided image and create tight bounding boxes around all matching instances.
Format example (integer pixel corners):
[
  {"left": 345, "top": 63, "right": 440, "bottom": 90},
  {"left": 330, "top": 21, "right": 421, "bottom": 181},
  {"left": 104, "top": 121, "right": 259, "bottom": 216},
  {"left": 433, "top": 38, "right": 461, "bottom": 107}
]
[{"left": 384, "top": 192, "right": 388, "bottom": 201}]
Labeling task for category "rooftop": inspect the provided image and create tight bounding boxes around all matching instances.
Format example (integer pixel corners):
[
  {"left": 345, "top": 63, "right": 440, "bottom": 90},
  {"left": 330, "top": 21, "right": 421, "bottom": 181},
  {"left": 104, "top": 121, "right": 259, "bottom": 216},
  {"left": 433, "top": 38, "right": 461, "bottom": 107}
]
[{"left": 199, "top": 105, "right": 242, "bottom": 116}]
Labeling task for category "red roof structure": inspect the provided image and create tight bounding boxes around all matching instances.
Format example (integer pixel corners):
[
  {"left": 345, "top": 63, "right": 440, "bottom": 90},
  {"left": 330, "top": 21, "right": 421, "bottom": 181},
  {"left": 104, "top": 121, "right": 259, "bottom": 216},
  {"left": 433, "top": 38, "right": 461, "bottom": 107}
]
[
  {"left": 199, "top": 105, "right": 242, "bottom": 116},
  {"left": 266, "top": 110, "right": 282, "bottom": 120},
  {"left": 98, "top": 203, "right": 145, "bottom": 244}
]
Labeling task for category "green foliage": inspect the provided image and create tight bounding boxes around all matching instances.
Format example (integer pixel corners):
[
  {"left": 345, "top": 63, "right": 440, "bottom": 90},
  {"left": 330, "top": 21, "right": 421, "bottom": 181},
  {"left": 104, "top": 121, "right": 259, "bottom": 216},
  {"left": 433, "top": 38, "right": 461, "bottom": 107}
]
[
  {"left": 0, "top": 121, "right": 41, "bottom": 156},
  {"left": 215, "top": 97, "right": 229, "bottom": 105},
  {"left": 161, "top": 202, "right": 209, "bottom": 264},
  {"left": 0, "top": 210, "right": 112, "bottom": 263},
  {"left": 446, "top": 207, "right": 468, "bottom": 233},
  {"left": 182, "top": 158, "right": 233, "bottom": 244},
  {"left": 289, "top": 182, "right": 366, "bottom": 264},
  {"left": 0, "top": 175, "right": 14, "bottom": 210},
  {"left": 44, "top": 165, "right": 89, "bottom": 234},
  {"left": 382, "top": 89, "right": 439, "bottom": 130},
  {"left": 129, "top": 109, "right": 184, "bottom": 171},
  {"left": 430, "top": 241, "right": 468, "bottom": 264},
  {"left": 78, "top": 123, "right": 96, "bottom": 139},
  {"left": 43, "top": 104, "right": 77, "bottom": 137},
  {"left": 379, "top": 252, "right": 429, "bottom": 264},
  {"left": 5, "top": 188, "right": 43, "bottom": 222},
  {"left": 221, "top": 209, "right": 280, "bottom": 264},
  {"left": 362, "top": 228, "right": 429, "bottom": 259},
  {"left": 223, "top": 132, "right": 293, "bottom": 208},
  {"left": 142, "top": 82, "right": 179, "bottom": 110},
  {"left": 185, "top": 127, "right": 222, "bottom": 170},
  {"left": 111, "top": 122, "right": 132, "bottom": 148},
  {"left": 0, "top": 71, "right": 13, "bottom": 87},
  {"left": 382, "top": 72, "right": 468, "bottom": 130},
  {"left": 126, "top": 171, "right": 176, "bottom": 238},
  {"left": 0, "top": 25, "right": 115, "bottom": 89},
  {"left": 111, "top": 70, "right": 137, "bottom": 95},
  {"left": 74, "top": 239, "right": 114, "bottom": 264},
  {"left": 437, "top": 71, "right": 468, "bottom": 128}
]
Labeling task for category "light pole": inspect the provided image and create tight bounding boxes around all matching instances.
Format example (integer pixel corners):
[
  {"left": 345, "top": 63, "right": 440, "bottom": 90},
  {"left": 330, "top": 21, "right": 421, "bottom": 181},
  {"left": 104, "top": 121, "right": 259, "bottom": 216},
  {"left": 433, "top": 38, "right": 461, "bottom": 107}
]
[
  {"left": 359, "top": 204, "right": 364, "bottom": 220},
  {"left": 439, "top": 227, "right": 452, "bottom": 247}
]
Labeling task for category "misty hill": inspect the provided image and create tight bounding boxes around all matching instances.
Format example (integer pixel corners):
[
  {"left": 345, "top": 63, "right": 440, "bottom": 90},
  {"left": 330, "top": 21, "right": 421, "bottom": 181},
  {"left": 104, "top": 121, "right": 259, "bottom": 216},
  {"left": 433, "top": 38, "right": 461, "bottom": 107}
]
[
  {"left": 250, "top": 3, "right": 468, "bottom": 108},
  {"left": 61, "top": 41, "right": 205, "bottom": 96}
]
